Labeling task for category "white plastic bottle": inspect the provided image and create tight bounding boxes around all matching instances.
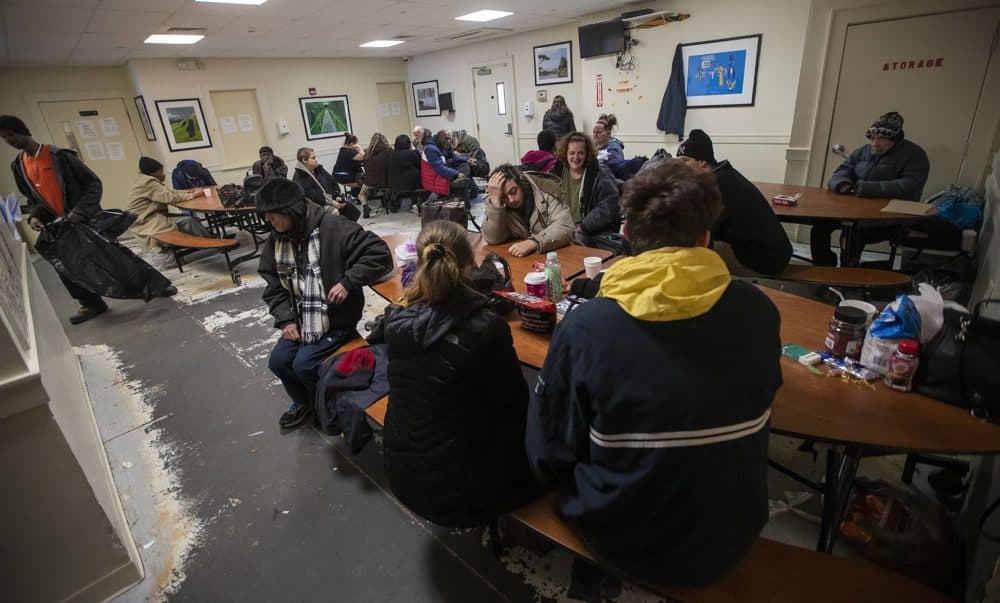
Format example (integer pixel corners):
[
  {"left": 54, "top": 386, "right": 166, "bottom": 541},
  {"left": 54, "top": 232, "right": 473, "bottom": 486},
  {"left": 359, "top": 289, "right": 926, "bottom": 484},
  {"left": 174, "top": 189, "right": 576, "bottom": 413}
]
[{"left": 544, "top": 251, "right": 562, "bottom": 301}]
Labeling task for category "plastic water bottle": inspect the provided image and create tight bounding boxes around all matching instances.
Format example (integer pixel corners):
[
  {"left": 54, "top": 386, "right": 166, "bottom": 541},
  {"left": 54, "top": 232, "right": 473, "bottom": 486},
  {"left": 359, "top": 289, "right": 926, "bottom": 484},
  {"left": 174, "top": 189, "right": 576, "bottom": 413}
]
[{"left": 544, "top": 251, "right": 562, "bottom": 301}]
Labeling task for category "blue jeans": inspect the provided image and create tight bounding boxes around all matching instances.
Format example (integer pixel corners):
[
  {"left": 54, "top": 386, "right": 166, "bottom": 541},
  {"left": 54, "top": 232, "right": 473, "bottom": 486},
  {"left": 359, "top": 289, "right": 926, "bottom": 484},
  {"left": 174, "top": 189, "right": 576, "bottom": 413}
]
[{"left": 267, "top": 327, "right": 356, "bottom": 407}]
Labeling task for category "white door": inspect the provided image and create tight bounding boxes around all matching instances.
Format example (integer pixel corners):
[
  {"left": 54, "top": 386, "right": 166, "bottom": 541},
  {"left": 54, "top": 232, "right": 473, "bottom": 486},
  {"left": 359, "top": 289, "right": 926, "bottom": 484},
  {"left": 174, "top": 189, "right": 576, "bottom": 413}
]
[
  {"left": 209, "top": 89, "right": 267, "bottom": 170},
  {"left": 824, "top": 7, "right": 1000, "bottom": 199},
  {"left": 472, "top": 61, "right": 516, "bottom": 167},
  {"left": 376, "top": 82, "right": 411, "bottom": 143},
  {"left": 38, "top": 98, "right": 143, "bottom": 210}
]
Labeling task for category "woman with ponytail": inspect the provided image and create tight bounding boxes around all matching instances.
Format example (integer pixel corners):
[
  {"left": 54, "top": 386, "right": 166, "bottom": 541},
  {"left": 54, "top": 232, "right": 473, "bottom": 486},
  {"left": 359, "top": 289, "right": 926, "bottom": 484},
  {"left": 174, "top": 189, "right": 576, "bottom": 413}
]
[{"left": 382, "top": 220, "right": 541, "bottom": 527}]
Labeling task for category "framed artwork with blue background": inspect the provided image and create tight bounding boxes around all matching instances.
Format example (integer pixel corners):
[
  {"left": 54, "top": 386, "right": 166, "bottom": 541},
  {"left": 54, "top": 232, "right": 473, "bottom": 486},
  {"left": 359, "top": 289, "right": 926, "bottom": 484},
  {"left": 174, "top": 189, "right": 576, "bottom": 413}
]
[{"left": 681, "top": 34, "right": 761, "bottom": 108}]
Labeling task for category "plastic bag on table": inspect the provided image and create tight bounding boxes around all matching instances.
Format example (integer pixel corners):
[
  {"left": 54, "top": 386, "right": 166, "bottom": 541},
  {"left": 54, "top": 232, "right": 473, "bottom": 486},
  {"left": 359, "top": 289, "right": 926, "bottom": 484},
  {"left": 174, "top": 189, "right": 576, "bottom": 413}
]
[
  {"left": 860, "top": 295, "right": 922, "bottom": 374},
  {"left": 839, "top": 479, "right": 959, "bottom": 594},
  {"left": 35, "top": 220, "right": 173, "bottom": 301},
  {"left": 908, "top": 283, "right": 946, "bottom": 344}
]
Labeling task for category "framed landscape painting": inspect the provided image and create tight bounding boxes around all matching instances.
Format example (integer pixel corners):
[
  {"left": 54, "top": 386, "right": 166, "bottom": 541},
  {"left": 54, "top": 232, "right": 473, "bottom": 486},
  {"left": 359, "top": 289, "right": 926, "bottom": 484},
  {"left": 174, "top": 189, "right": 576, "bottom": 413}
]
[
  {"left": 299, "top": 95, "right": 353, "bottom": 140},
  {"left": 155, "top": 98, "right": 212, "bottom": 151},
  {"left": 681, "top": 34, "right": 762, "bottom": 108},
  {"left": 533, "top": 41, "right": 573, "bottom": 86},
  {"left": 412, "top": 80, "right": 440, "bottom": 118}
]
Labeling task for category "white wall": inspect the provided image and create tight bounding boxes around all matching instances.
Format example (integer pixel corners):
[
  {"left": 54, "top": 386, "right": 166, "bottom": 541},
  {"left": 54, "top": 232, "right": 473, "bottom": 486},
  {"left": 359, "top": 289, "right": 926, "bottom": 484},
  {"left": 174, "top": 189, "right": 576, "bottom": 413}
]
[
  {"left": 128, "top": 57, "right": 408, "bottom": 184},
  {"left": 406, "top": 0, "right": 811, "bottom": 183}
]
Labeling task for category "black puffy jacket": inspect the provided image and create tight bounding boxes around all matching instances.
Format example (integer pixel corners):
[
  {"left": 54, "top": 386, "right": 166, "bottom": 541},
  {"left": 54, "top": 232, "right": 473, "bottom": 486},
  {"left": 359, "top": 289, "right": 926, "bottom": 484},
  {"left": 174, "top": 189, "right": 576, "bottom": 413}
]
[
  {"left": 293, "top": 165, "right": 338, "bottom": 206},
  {"left": 828, "top": 139, "right": 929, "bottom": 201},
  {"left": 383, "top": 286, "right": 542, "bottom": 527},
  {"left": 542, "top": 107, "right": 576, "bottom": 139}
]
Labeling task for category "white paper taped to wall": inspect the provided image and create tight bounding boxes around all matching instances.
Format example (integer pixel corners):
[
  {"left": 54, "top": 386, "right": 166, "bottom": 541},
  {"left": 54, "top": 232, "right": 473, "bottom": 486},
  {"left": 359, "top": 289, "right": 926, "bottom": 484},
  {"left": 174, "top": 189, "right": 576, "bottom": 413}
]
[
  {"left": 106, "top": 142, "right": 125, "bottom": 161},
  {"left": 85, "top": 142, "right": 106, "bottom": 161},
  {"left": 238, "top": 114, "right": 253, "bottom": 132},
  {"left": 100, "top": 117, "right": 119, "bottom": 137},
  {"left": 220, "top": 116, "right": 237, "bottom": 134},
  {"left": 78, "top": 120, "right": 97, "bottom": 138},
  {"left": 390, "top": 102, "right": 401, "bottom": 116}
]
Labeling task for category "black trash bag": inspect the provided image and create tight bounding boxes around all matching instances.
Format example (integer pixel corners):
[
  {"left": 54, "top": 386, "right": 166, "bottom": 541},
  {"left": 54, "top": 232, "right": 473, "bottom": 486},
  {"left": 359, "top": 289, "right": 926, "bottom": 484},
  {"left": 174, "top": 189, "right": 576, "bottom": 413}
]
[
  {"left": 36, "top": 221, "right": 173, "bottom": 301},
  {"left": 89, "top": 209, "right": 138, "bottom": 239}
]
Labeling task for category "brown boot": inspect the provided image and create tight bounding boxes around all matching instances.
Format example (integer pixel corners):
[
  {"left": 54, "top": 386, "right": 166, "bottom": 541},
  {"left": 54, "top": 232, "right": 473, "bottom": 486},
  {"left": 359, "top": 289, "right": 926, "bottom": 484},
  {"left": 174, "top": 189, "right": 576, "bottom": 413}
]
[{"left": 69, "top": 304, "right": 108, "bottom": 325}]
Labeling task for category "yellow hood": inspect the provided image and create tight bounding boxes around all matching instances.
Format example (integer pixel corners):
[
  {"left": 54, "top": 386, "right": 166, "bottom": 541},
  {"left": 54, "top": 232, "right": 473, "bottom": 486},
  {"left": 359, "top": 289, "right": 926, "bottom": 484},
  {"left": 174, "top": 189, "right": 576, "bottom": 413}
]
[{"left": 599, "top": 247, "right": 731, "bottom": 321}]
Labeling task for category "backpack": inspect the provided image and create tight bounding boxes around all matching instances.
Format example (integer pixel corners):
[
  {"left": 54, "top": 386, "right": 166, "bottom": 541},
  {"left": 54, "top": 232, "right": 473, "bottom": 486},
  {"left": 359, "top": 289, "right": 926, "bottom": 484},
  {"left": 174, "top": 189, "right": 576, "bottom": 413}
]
[
  {"left": 218, "top": 183, "right": 250, "bottom": 208},
  {"left": 468, "top": 252, "right": 517, "bottom": 315},
  {"left": 243, "top": 174, "right": 265, "bottom": 203},
  {"left": 421, "top": 199, "right": 468, "bottom": 230}
]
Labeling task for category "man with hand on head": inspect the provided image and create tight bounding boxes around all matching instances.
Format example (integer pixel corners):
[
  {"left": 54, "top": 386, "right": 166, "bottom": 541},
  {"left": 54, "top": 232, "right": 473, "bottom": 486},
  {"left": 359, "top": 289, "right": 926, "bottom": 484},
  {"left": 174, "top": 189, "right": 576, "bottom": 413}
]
[
  {"left": 481, "top": 164, "right": 574, "bottom": 257},
  {"left": 258, "top": 178, "right": 392, "bottom": 429}
]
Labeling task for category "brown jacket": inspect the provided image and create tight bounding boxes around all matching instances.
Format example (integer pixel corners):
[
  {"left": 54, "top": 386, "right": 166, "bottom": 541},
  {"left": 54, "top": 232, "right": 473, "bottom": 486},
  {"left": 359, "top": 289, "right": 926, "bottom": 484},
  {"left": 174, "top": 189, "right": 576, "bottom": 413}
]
[
  {"left": 126, "top": 174, "right": 194, "bottom": 248},
  {"left": 482, "top": 173, "right": 574, "bottom": 253}
]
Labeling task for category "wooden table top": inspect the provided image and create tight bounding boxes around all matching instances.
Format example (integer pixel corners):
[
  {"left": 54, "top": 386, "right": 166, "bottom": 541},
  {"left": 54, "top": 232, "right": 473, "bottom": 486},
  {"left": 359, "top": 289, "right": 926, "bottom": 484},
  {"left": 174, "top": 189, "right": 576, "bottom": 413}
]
[
  {"left": 754, "top": 181, "right": 935, "bottom": 222},
  {"left": 176, "top": 186, "right": 257, "bottom": 213}
]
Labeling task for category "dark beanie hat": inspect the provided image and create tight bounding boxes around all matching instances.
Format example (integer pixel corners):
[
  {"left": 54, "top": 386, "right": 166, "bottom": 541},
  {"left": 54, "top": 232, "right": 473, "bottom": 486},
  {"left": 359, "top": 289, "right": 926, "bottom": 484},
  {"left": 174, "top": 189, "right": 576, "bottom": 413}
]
[
  {"left": 138, "top": 156, "right": 163, "bottom": 176},
  {"left": 866, "top": 112, "right": 904, "bottom": 141},
  {"left": 677, "top": 129, "right": 716, "bottom": 164},
  {"left": 0, "top": 115, "right": 30, "bottom": 136},
  {"left": 256, "top": 178, "right": 305, "bottom": 214},
  {"left": 259, "top": 145, "right": 274, "bottom": 154}
]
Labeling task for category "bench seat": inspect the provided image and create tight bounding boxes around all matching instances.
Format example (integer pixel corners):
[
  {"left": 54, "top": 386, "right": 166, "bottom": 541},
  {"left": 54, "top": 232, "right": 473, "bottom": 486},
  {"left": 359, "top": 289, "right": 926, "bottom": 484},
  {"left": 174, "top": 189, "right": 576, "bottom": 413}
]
[
  {"left": 153, "top": 231, "right": 240, "bottom": 283},
  {"left": 774, "top": 264, "right": 912, "bottom": 289}
]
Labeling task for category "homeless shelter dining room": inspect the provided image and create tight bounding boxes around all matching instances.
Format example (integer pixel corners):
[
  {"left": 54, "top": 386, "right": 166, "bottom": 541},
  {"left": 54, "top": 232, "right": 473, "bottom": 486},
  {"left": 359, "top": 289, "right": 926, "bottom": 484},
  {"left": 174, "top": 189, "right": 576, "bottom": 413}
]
[{"left": 3, "top": 0, "right": 1000, "bottom": 601}]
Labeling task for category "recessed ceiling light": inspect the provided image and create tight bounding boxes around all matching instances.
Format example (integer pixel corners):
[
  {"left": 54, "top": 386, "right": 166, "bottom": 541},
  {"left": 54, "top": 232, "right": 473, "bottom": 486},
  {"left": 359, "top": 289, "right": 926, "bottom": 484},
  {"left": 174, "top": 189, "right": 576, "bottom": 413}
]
[
  {"left": 360, "top": 40, "right": 405, "bottom": 48},
  {"left": 195, "top": 0, "right": 268, "bottom": 5},
  {"left": 455, "top": 10, "right": 513, "bottom": 22},
  {"left": 144, "top": 34, "right": 205, "bottom": 45}
]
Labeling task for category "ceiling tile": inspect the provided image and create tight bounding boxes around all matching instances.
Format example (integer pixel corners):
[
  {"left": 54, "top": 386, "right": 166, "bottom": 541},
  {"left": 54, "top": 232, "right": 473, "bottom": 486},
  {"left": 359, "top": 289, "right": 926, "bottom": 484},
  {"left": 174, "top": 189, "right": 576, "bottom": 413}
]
[
  {"left": 7, "top": 0, "right": 99, "bottom": 7},
  {"left": 99, "top": 0, "right": 187, "bottom": 9},
  {"left": 87, "top": 9, "right": 170, "bottom": 33},
  {"left": 7, "top": 30, "right": 81, "bottom": 50},
  {"left": 77, "top": 31, "right": 146, "bottom": 49},
  {"left": 3, "top": 4, "right": 94, "bottom": 33}
]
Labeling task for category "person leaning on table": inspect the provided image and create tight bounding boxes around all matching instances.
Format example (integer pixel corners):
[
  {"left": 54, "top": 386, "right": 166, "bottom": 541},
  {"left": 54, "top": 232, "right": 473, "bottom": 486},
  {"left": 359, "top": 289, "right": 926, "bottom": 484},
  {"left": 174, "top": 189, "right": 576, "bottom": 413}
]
[
  {"left": 811, "top": 111, "right": 930, "bottom": 266},
  {"left": 481, "top": 164, "right": 575, "bottom": 257}
]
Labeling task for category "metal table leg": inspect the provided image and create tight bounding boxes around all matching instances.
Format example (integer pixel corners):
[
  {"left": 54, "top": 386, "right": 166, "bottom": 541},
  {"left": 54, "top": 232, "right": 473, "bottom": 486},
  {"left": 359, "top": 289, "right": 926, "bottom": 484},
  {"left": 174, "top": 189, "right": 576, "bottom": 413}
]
[{"left": 816, "top": 445, "right": 861, "bottom": 553}]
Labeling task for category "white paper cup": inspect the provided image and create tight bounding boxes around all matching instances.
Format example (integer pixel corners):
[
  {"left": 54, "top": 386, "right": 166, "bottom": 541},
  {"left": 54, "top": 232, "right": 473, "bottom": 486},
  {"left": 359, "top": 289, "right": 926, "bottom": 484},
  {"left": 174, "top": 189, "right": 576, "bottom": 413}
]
[
  {"left": 839, "top": 300, "right": 878, "bottom": 326},
  {"left": 584, "top": 256, "right": 602, "bottom": 279},
  {"left": 203, "top": 188, "right": 212, "bottom": 197}
]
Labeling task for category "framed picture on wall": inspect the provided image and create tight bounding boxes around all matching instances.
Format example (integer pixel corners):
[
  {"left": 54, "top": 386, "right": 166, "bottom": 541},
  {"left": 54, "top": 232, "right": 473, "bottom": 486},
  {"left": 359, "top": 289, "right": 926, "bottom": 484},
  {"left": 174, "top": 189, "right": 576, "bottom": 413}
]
[
  {"left": 412, "top": 80, "right": 441, "bottom": 118},
  {"left": 133, "top": 95, "right": 156, "bottom": 141},
  {"left": 154, "top": 98, "right": 212, "bottom": 151},
  {"left": 681, "top": 34, "right": 762, "bottom": 108},
  {"left": 533, "top": 41, "right": 573, "bottom": 86},
  {"left": 299, "top": 95, "right": 353, "bottom": 140}
]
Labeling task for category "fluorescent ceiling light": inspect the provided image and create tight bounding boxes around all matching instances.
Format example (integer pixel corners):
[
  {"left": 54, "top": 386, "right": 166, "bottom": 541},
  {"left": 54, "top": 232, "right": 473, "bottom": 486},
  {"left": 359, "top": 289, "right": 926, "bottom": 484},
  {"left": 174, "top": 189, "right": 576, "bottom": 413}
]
[
  {"left": 360, "top": 40, "right": 405, "bottom": 48},
  {"left": 455, "top": 9, "right": 513, "bottom": 22},
  {"left": 145, "top": 34, "right": 205, "bottom": 45},
  {"left": 195, "top": 0, "right": 268, "bottom": 5}
]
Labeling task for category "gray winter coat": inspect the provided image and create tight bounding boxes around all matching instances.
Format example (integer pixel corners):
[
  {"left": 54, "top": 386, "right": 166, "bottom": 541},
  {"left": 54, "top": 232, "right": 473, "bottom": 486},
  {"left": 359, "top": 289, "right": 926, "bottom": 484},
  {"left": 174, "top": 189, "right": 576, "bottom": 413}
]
[{"left": 828, "top": 139, "right": 929, "bottom": 201}]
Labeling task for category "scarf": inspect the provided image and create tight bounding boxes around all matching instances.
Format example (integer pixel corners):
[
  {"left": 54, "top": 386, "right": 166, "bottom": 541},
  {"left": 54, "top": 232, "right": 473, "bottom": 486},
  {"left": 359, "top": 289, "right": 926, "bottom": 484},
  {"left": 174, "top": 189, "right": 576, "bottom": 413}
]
[
  {"left": 296, "top": 162, "right": 333, "bottom": 204},
  {"left": 274, "top": 227, "right": 329, "bottom": 344}
]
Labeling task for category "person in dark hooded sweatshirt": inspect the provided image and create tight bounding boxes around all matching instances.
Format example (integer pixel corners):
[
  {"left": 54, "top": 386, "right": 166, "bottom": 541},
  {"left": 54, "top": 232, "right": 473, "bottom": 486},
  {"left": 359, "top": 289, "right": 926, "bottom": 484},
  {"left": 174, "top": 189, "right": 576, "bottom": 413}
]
[
  {"left": 677, "top": 129, "right": 792, "bottom": 276},
  {"left": 382, "top": 220, "right": 542, "bottom": 527},
  {"left": 258, "top": 178, "right": 392, "bottom": 429},
  {"left": 526, "top": 159, "right": 781, "bottom": 587}
]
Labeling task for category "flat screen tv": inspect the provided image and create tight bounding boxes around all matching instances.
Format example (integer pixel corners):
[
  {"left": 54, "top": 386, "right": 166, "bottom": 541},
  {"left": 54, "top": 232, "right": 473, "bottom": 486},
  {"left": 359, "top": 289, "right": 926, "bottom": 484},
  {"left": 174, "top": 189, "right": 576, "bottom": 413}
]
[{"left": 578, "top": 19, "right": 625, "bottom": 58}]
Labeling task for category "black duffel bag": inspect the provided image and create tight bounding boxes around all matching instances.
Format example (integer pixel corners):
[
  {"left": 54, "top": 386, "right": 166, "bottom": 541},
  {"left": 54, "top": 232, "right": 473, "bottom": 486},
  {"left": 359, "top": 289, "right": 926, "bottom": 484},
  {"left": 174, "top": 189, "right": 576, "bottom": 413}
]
[
  {"left": 421, "top": 198, "right": 468, "bottom": 230},
  {"left": 914, "top": 300, "right": 1000, "bottom": 420},
  {"left": 468, "top": 252, "right": 516, "bottom": 315},
  {"left": 36, "top": 220, "right": 173, "bottom": 301}
]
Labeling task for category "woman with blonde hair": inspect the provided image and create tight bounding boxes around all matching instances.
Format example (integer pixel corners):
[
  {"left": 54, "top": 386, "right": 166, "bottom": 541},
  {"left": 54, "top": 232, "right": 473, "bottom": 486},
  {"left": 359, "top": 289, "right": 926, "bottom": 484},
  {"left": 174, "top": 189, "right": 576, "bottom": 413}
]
[{"left": 382, "top": 220, "right": 541, "bottom": 527}]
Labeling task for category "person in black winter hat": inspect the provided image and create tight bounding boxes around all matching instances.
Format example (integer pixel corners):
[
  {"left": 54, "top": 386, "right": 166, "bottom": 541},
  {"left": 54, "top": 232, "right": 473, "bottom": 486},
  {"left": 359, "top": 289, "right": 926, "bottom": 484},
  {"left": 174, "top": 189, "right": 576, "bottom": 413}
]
[
  {"left": 127, "top": 155, "right": 210, "bottom": 250},
  {"left": 677, "top": 129, "right": 792, "bottom": 276},
  {"left": 259, "top": 177, "right": 393, "bottom": 429},
  {"left": 815, "top": 111, "right": 930, "bottom": 266}
]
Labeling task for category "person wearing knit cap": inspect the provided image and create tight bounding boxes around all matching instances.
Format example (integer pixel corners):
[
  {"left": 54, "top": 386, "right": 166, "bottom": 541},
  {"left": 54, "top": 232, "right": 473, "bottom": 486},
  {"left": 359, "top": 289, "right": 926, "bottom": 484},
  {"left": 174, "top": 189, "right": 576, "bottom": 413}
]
[
  {"left": 677, "top": 129, "right": 792, "bottom": 276},
  {"left": 251, "top": 145, "right": 288, "bottom": 181},
  {"left": 259, "top": 177, "right": 393, "bottom": 429},
  {"left": 126, "top": 155, "right": 210, "bottom": 250},
  {"left": 814, "top": 111, "right": 929, "bottom": 265}
]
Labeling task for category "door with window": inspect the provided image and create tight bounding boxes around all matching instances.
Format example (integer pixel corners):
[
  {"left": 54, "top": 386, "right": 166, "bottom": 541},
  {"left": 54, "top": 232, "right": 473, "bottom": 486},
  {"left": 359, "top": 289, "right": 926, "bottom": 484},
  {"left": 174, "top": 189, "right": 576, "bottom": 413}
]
[
  {"left": 38, "top": 98, "right": 143, "bottom": 210},
  {"left": 472, "top": 61, "right": 516, "bottom": 166},
  {"left": 824, "top": 7, "right": 1000, "bottom": 198}
]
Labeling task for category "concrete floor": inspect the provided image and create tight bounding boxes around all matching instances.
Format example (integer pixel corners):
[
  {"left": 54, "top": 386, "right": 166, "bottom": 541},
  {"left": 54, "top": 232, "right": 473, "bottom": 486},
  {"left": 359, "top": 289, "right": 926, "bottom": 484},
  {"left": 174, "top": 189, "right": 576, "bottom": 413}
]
[{"left": 37, "top": 203, "right": 962, "bottom": 602}]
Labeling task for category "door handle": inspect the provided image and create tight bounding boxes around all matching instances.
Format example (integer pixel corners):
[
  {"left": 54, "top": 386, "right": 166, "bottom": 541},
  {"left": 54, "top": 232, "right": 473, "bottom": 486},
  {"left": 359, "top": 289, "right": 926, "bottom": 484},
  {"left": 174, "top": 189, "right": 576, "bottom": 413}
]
[
  {"left": 504, "top": 122, "right": 512, "bottom": 136},
  {"left": 831, "top": 144, "right": 847, "bottom": 158}
]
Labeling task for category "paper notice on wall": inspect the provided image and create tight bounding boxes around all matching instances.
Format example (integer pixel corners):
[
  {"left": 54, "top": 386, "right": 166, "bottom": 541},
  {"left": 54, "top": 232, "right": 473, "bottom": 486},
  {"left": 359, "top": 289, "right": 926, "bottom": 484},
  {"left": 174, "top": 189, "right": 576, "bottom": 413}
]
[
  {"left": 85, "top": 142, "right": 106, "bottom": 161},
  {"left": 378, "top": 103, "right": 388, "bottom": 118},
  {"left": 106, "top": 142, "right": 125, "bottom": 161},
  {"left": 78, "top": 120, "right": 97, "bottom": 138},
  {"left": 390, "top": 102, "right": 401, "bottom": 116},
  {"left": 220, "top": 116, "right": 237, "bottom": 134},
  {"left": 100, "top": 117, "right": 119, "bottom": 137},
  {"left": 238, "top": 114, "right": 253, "bottom": 132}
]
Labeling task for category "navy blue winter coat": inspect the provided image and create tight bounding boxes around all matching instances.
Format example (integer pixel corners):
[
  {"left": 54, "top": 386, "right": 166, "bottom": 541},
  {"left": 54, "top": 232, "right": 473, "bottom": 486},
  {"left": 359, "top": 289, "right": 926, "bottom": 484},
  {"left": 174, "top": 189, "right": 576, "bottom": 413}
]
[{"left": 828, "top": 139, "right": 929, "bottom": 201}]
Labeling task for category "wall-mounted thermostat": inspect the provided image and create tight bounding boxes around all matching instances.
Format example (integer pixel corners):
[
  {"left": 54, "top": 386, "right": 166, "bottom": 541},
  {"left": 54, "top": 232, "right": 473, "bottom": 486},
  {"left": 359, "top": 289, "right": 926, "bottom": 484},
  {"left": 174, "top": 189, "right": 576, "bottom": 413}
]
[
  {"left": 536, "top": 90, "right": 547, "bottom": 102},
  {"left": 277, "top": 119, "right": 290, "bottom": 135}
]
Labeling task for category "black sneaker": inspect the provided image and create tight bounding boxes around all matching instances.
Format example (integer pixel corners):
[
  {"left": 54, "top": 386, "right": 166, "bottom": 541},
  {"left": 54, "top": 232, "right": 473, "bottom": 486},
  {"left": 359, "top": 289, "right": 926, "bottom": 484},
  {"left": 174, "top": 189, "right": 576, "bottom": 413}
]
[
  {"left": 160, "top": 285, "right": 178, "bottom": 297},
  {"left": 362, "top": 205, "right": 371, "bottom": 219},
  {"left": 279, "top": 402, "right": 312, "bottom": 429}
]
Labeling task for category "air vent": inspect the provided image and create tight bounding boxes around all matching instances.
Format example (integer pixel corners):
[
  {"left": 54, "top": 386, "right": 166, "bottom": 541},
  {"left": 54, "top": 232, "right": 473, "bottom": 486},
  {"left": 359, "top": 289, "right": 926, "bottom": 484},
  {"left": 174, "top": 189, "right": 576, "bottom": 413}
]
[
  {"left": 439, "top": 27, "right": 511, "bottom": 42},
  {"left": 167, "top": 27, "right": 208, "bottom": 33}
]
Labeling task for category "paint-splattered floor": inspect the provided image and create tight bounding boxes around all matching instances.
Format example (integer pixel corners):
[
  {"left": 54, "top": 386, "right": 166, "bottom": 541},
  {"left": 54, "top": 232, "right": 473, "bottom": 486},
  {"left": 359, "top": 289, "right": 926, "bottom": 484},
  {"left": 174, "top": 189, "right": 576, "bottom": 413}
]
[{"left": 41, "top": 201, "right": 925, "bottom": 602}]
